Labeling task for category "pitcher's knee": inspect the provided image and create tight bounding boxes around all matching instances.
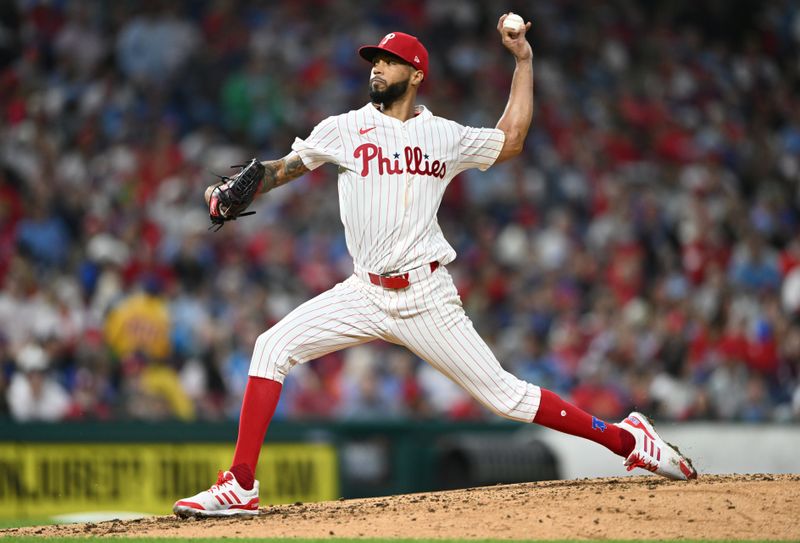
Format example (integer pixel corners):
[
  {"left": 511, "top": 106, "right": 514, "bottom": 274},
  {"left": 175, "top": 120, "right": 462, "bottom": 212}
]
[
  {"left": 248, "top": 329, "right": 294, "bottom": 382},
  {"left": 488, "top": 401, "right": 532, "bottom": 422},
  {"left": 478, "top": 381, "right": 541, "bottom": 423}
]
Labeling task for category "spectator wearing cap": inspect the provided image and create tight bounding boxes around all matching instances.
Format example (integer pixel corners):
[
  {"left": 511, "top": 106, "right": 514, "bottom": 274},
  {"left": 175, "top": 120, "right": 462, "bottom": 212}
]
[{"left": 6, "top": 343, "right": 70, "bottom": 422}]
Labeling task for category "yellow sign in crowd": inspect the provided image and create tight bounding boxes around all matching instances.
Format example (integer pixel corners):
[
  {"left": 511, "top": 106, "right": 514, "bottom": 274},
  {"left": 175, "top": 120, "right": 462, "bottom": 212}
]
[{"left": 0, "top": 443, "right": 338, "bottom": 519}]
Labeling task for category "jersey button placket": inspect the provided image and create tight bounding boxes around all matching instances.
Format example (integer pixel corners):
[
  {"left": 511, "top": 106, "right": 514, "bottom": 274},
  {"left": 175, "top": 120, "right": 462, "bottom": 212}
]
[
  {"left": 387, "top": 123, "right": 411, "bottom": 272},
  {"left": 401, "top": 125, "right": 411, "bottom": 210}
]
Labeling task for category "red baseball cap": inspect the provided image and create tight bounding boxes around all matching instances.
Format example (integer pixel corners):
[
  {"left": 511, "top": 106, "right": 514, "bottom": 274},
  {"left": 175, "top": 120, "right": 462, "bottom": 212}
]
[{"left": 358, "top": 32, "right": 429, "bottom": 79}]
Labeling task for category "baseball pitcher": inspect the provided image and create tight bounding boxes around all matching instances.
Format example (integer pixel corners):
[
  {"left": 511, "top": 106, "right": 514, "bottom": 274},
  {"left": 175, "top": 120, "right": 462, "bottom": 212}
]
[{"left": 174, "top": 13, "right": 696, "bottom": 518}]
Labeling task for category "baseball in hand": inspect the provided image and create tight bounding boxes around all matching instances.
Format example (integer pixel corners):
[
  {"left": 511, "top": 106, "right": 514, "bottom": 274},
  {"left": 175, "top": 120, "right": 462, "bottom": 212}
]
[{"left": 502, "top": 12, "right": 525, "bottom": 33}]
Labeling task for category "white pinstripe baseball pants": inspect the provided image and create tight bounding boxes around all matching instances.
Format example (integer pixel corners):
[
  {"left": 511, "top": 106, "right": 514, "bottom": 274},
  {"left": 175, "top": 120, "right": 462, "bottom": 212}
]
[{"left": 248, "top": 265, "right": 541, "bottom": 422}]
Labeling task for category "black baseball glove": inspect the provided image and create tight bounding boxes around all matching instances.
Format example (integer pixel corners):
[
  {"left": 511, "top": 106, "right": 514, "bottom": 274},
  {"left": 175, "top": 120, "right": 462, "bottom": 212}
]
[{"left": 208, "top": 158, "right": 265, "bottom": 231}]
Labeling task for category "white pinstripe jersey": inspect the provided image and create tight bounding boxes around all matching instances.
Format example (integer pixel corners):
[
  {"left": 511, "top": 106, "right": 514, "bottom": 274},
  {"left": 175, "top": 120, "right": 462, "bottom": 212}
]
[{"left": 291, "top": 102, "right": 505, "bottom": 275}]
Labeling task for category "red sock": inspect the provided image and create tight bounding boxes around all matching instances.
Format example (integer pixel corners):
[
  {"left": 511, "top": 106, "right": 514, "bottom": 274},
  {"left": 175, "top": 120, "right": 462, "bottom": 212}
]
[
  {"left": 229, "top": 463, "right": 254, "bottom": 491},
  {"left": 533, "top": 388, "right": 635, "bottom": 458},
  {"left": 229, "top": 376, "right": 283, "bottom": 490}
]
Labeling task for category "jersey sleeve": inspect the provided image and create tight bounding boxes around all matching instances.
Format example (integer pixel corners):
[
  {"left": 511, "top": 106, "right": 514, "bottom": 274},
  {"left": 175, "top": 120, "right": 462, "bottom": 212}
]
[
  {"left": 291, "top": 116, "right": 343, "bottom": 170},
  {"left": 456, "top": 125, "right": 506, "bottom": 172}
]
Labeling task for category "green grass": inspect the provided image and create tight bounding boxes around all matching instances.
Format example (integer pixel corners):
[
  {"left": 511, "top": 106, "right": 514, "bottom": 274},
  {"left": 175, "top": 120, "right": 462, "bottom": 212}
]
[{"left": 0, "top": 538, "right": 795, "bottom": 542}]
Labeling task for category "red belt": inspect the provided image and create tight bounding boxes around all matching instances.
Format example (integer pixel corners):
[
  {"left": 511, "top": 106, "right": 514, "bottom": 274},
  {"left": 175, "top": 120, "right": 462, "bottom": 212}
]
[{"left": 368, "top": 261, "right": 439, "bottom": 290}]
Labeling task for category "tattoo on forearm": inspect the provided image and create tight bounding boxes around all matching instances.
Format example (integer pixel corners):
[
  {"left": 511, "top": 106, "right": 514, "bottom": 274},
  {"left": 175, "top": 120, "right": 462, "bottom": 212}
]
[
  {"left": 283, "top": 155, "right": 307, "bottom": 182},
  {"left": 260, "top": 155, "right": 309, "bottom": 193},
  {"left": 261, "top": 161, "right": 280, "bottom": 193}
]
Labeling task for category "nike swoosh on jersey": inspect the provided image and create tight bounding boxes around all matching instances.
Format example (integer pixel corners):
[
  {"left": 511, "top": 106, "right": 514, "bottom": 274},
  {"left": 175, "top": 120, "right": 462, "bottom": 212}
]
[{"left": 359, "top": 127, "right": 376, "bottom": 135}]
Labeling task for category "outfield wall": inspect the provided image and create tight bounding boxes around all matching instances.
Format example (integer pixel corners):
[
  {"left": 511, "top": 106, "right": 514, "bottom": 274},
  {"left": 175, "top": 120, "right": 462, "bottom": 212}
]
[
  {"left": 0, "top": 420, "right": 797, "bottom": 519},
  {"left": 0, "top": 442, "right": 337, "bottom": 519},
  {"left": 530, "top": 423, "right": 800, "bottom": 480},
  {"left": 0, "top": 420, "right": 538, "bottom": 519}
]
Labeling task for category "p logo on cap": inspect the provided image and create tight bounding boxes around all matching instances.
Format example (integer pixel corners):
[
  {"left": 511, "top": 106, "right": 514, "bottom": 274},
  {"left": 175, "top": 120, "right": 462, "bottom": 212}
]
[{"left": 358, "top": 31, "right": 429, "bottom": 79}]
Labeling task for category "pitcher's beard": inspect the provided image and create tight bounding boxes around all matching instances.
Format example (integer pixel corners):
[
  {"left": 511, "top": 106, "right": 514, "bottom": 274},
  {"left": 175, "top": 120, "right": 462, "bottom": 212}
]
[{"left": 369, "top": 79, "right": 409, "bottom": 109}]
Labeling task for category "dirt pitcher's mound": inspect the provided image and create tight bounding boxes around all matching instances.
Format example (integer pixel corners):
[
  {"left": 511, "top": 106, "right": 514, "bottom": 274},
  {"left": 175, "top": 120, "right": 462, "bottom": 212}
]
[{"left": 5, "top": 474, "right": 800, "bottom": 540}]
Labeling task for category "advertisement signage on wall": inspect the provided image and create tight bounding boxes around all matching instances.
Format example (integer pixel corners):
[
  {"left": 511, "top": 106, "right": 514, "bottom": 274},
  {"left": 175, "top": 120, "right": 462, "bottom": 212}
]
[{"left": 0, "top": 443, "right": 338, "bottom": 519}]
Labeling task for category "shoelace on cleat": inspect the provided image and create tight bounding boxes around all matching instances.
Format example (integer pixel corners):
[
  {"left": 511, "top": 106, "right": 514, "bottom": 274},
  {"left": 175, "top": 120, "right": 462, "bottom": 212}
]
[{"left": 210, "top": 470, "right": 234, "bottom": 493}]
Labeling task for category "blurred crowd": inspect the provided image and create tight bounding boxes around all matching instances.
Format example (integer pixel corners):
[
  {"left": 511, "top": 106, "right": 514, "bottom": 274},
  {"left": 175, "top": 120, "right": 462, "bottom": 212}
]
[{"left": 1, "top": 0, "right": 799, "bottom": 424}]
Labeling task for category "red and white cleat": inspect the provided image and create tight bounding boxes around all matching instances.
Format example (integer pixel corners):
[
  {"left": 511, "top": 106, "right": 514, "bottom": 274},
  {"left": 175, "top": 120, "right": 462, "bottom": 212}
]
[
  {"left": 173, "top": 470, "right": 259, "bottom": 518},
  {"left": 616, "top": 412, "right": 698, "bottom": 481}
]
